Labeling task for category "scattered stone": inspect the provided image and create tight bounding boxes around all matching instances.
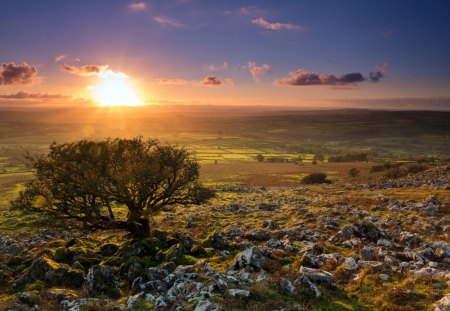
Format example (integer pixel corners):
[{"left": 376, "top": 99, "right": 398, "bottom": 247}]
[
  {"left": 298, "top": 267, "right": 336, "bottom": 287},
  {"left": 229, "top": 246, "right": 265, "bottom": 272},
  {"left": 228, "top": 289, "right": 250, "bottom": 298}
]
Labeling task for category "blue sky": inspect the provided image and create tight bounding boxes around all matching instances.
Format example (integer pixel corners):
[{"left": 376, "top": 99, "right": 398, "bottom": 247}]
[{"left": 0, "top": 0, "right": 449, "bottom": 108}]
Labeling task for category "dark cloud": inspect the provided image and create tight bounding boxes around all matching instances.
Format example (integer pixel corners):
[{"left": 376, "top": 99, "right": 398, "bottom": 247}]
[
  {"left": 0, "top": 92, "right": 69, "bottom": 99},
  {"left": 0, "top": 63, "right": 38, "bottom": 85},
  {"left": 62, "top": 64, "right": 108, "bottom": 76},
  {"left": 201, "top": 76, "right": 233, "bottom": 86},
  {"left": 276, "top": 69, "right": 366, "bottom": 86}
]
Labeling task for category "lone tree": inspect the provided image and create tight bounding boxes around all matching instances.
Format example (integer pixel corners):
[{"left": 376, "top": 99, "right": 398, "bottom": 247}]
[
  {"left": 256, "top": 154, "right": 265, "bottom": 162},
  {"left": 11, "top": 138, "right": 214, "bottom": 238}
]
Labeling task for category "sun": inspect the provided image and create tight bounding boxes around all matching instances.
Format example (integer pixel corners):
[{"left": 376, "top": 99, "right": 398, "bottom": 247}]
[{"left": 91, "top": 71, "right": 141, "bottom": 107}]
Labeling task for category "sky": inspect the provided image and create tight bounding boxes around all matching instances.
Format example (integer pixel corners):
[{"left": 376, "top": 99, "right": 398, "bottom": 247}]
[{"left": 0, "top": 0, "right": 450, "bottom": 109}]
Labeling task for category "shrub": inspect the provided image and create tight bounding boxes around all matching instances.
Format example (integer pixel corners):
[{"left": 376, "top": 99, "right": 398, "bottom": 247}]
[
  {"left": 405, "top": 163, "right": 427, "bottom": 174},
  {"left": 256, "top": 154, "right": 265, "bottom": 162},
  {"left": 383, "top": 168, "right": 407, "bottom": 179},
  {"left": 301, "top": 173, "right": 331, "bottom": 184}
]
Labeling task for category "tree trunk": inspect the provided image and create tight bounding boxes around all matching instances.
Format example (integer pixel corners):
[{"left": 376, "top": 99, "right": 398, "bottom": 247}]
[{"left": 126, "top": 207, "right": 150, "bottom": 239}]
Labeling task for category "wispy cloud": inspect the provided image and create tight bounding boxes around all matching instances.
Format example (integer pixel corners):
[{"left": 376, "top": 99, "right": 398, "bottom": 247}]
[
  {"left": 154, "top": 16, "right": 184, "bottom": 27},
  {"left": 0, "top": 92, "right": 69, "bottom": 99},
  {"left": 245, "top": 62, "right": 271, "bottom": 82},
  {"left": 369, "top": 62, "right": 389, "bottom": 82},
  {"left": 380, "top": 30, "right": 393, "bottom": 37},
  {"left": 239, "top": 6, "right": 267, "bottom": 16},
  {"left": 252, "top": 17, "right": 302, "bottom": 31},
  {"left": 208, "top": 62, "right": 229, "bottom": 71},
  {"left": 156, "top": 78, "right": 189, "bottom": 85},
  {"left": 276, "top": 69, "right": 365, "bottom": 86},
  {"left": 54, "top": 54, "right": 67, "bottom": 63},
  {"left": 0, "top": 62, "right": 38, "bottom": 85},
  {"left": 201, "top": 76, "right": 234, "bottom": 86},
  {"left": 128, "top": 2, "right": 146, "bottom": 12}
]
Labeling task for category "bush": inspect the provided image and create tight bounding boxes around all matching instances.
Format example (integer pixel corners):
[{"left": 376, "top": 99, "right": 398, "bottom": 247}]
[
  {"left": 405, "top": 163, "right": 427, "bottom": 174},
  {"left": 256, "top": 154, "right": 265, "bottom": 162},
  {"left": 370, "top": 165, "right": 384, "bottom": 173},
  {"left": 301, "top": 173, "right": 331, "bottom": 184},
  {"left": 383, "top": 168, "right": 407, "bottom": 179}
]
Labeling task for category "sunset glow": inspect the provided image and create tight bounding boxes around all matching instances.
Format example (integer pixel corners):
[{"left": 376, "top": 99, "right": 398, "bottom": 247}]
[{"left": 91, "top": 72, "right": 141, "bottom": 107}]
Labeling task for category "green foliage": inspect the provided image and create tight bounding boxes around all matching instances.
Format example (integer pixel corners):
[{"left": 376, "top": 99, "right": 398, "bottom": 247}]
[
  {"left": 301, "top": 173, "right": 331, "bottom": 184},
  {"left": 11, "top": 138, "right": 214, "bottom": 238}
]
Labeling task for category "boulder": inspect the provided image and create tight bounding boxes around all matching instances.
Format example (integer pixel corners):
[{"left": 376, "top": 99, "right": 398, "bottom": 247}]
[
  {"left": 435, "top": 294, "right": 450, "bottom": 311},
  {"left": 85, "top": 265, "right": 120, "bottom": 297},
  {"left": 206, "top": 231, "right": 229, "bottom": 250},
  {"left": 229, "top": 246, "right": 265, "bottom": 272},
  {"left": 228, "top": 289, "right": 250, "bottom": 298},
  {"left": 298, "top": 267, "right": 336, "bottom": 287},
  {"left": 300, "top": 253, "right": 324, "bottom": 269}
]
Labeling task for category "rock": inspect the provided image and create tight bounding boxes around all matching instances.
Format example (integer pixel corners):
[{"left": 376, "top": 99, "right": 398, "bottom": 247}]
[
  {"left": 127, "top": 294, "right": 141, "bottom": 310},
  {"left": 343, "top": 257, "right": 359, "bottom": 271},
  {"left": 195, "top": 300, "right": 222, "bottom": 311},
  {"left": 361, "top": 246, "right": 379, "bottom": 261},
  {"left": 379, "top": 274, "right": 389, "bottom": 281},
  {"left": 330, "top": 225, "right": 354, "bottom": 241},
  {"left": 85, "top": 265, "right": 120, "bottom": 297},
  {"left": 258, "top": 202, "right": 280, "bottom": 211},
  {"left": 435, "top": 294, "right": 450, "bottom": 311},
  {"left": 207, "top": 231, "right": 229, "bottom": 250},
  {"left": 354, "top": 221, "right": 382, "bottom": 242},
  {"left": 279, "top": 278, "right": 296, "bottom": 295},
  {"left": 298, "top": 267, "right": 336, "bottom": 287},
  {"left": 301, "top": 253, "right": 324, "bottom": 268},
  {"left": 166, "top": 243, "right": 184, "bottom": 262},
  {"left": 228, "top": 289, "right": 250, "bottom": 298},
  {"left": 295, "top": 275, "right": 321, "bottom": 298},
  {"left": 262, "top": 220, "right": 279, "bottom": 230},
  {"left": 229, "top": 246, "right": 265, "bottom": 272},
  {"left": 148, "top": 267, "right": 169, "bottom": 281},
  {"left": 18, "top": 255, "right": 85, "bottom": 289},
  {"left": 245, "top": 229, "right": 271, "bottom": 241},
  {"left": 99, "top": 243, "right": 119, "bottom": 256},
  {"left": 61, "top": 298, "right": 110, "bottom": 311}
]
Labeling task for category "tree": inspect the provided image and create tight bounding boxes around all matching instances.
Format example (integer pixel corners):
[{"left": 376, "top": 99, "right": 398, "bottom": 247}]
[
  {"left": 11, "top": 138, "right": 214, "bottom": 238},
  {"left": 348, "top": 168, "right": 360, "bottom": 178},
  {"left": 256, "top": 154, "right": 265, "bottom": 162},
  {"left": 312, "top": 160, "right": 317, "bottom": 166}
]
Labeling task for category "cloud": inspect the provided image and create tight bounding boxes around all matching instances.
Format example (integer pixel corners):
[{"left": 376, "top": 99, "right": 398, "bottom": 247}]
[
  {"left": 208, "top": 62, "right": 228, "bottom": 71},
  {"left": 239, "top": 6, "right": 266, "bottom": 16},
  {"left": 251, "top": 18, "right": 302, "bottom": 31},
  {"left": 154, "top": 16, "right": 184, "bottom": 27},
  {"left": 201, "top": 76, "right": 233, "bottom": 86},
  {"left": 369, "top": 62, "right": 389, "bottom": 83},
  {"left": 54, "top": 54, "right": 67, "bottom": 63},
  {"left": 0, "top": 92, "right": 69, "bottom": 99},
  {"left": 275, "top": 69, "right": 365, "bottom": 86},
  {"left": 62, "top": 64, "right": 109, "bottom": 76},
  {"left": 0, "top": 63, "right": 38, "bottom": 85},
  {"left": 157, "top": 78, "right": 189, "bottom": 85},
  {"left": 246, "top": 62, "right": 271, "bottom": 82},
  {"left": 128, "top": 2, "right": 146, "bottom": 12}
]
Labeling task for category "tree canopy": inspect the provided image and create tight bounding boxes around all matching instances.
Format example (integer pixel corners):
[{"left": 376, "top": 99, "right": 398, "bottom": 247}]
[{"left": 11, "top": 138, "right": 214, "bottom": 238}]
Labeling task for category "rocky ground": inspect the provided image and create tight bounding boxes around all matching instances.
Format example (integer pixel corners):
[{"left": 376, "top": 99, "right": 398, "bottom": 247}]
[{"left": 0, "top": 167, "right": 449, "bottom": 311}]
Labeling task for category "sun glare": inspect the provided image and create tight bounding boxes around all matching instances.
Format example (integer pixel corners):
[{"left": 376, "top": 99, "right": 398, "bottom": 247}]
[{"left": 91, "top": 71, "right": 141, "bottom": 107}]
